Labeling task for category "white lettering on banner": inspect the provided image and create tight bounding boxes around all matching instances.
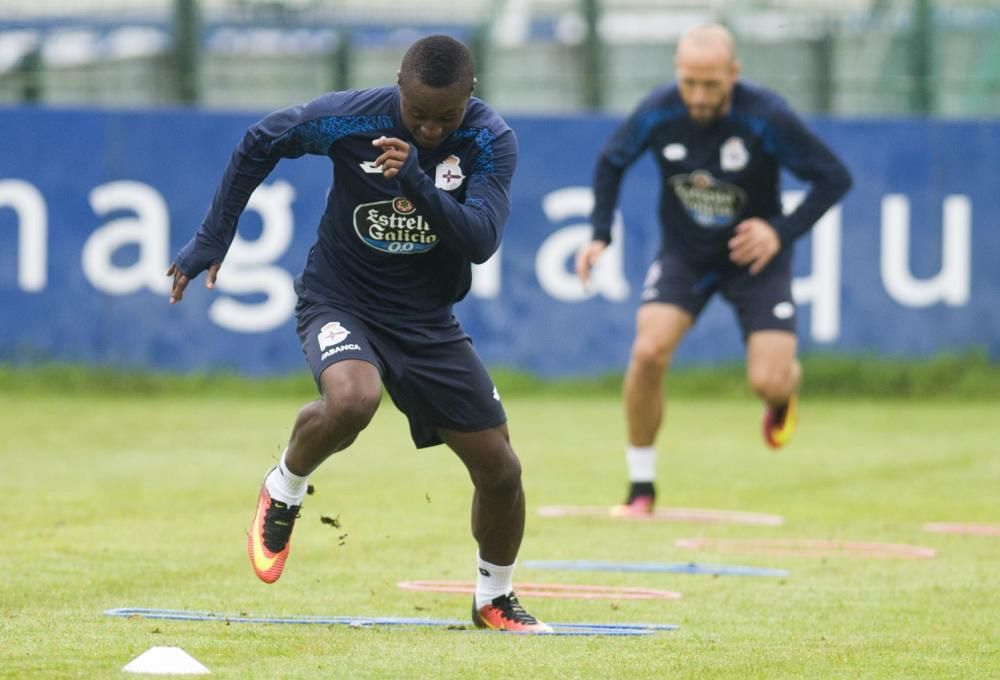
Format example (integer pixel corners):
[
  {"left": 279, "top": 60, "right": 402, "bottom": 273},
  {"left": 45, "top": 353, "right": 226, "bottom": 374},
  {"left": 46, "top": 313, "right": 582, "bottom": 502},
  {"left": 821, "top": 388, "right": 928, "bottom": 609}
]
[
  {"left": 209, "top": 181, "right": 297, "bottom": 333},
  {"left": 881, "top": 194, "right": 971, "bottom": 307},
  {"left": 785, "top": 190, "right": 842, "bottom": 343},
  {"left": 0, "top": 179, "right": 47, "bottom": 292},
  {"left": 0, "top": 172, "right": 980, "bottom": 351},
  {"left": 536, "top": 186, "right": 629, "bottom": 302},
  {"left": 471, "top": 246, "right": 502, "bottom": 299},
  {"left": 83, "top": 181, "right": 171, "bottom": 295}
]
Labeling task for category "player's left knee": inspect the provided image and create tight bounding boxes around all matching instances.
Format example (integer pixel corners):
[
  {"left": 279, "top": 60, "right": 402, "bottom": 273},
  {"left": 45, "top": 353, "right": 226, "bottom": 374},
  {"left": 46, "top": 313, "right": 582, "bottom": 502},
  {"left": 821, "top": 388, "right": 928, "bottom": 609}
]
[{"left": 473, "top": 448, "right": 522, "bottom": 495}]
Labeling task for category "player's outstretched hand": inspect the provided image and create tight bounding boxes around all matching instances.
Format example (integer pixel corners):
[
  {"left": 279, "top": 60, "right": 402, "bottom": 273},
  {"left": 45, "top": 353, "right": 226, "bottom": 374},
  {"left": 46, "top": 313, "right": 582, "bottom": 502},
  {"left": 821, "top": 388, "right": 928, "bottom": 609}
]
[
  {"left": 372, "top": 136, "right": 411, "bottom": 179},
  {"left": 728, "top": 218, "right": 781, "bottom": 275},
  {"left": 575, "top": 240, "right": 608, "bottom": 287},
  {"left": 166, "top": 261, "right": 221, "bottom": 304}
]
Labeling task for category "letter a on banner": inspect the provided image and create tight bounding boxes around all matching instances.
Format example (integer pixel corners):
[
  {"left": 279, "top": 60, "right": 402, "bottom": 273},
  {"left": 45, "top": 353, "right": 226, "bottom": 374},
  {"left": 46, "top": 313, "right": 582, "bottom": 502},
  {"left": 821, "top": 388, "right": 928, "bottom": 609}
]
[
  {"left": 84, "top": 181, "right": 171, "bottom": 295},
  {"left": 536, "top": 186, "right": 629, "bottom": 302}
]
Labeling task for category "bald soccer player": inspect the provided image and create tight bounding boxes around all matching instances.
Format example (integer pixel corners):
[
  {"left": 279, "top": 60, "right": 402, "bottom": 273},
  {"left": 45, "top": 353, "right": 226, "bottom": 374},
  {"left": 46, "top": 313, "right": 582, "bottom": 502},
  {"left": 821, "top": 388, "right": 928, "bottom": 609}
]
[{"left": 576, "top": 24, "right": 852, "bottom": 513}]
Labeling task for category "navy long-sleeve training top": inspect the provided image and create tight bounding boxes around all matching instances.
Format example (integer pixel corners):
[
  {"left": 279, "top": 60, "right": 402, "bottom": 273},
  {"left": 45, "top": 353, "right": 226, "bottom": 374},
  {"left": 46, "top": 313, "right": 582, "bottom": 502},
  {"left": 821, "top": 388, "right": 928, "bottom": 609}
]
[
  {"left": 176, "top": 85, "right": 517, "bottom": 323},
  {"left": 591, "top": 80, "right": 851, "bottom": 265}
]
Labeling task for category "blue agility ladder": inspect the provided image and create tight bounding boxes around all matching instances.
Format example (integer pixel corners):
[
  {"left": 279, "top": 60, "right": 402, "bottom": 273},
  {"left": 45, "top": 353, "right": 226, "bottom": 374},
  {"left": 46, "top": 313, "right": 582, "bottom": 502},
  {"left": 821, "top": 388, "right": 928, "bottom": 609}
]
[
  {"left": 105, "top": 608, "right": 678, "bottom": 637},
  {"left": 522, "top": 560, "right": 789, "bottom": 577}
]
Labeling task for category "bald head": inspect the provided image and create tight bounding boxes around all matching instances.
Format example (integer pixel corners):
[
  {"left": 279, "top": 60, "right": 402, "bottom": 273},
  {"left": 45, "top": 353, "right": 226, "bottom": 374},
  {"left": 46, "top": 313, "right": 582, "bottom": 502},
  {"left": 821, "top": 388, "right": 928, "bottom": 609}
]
[
  {"left": 676, "top": 24, "right": 736, "bottom": 65},
  {"left": 674, "top": 24, "right": 740, "bottom": 125}
]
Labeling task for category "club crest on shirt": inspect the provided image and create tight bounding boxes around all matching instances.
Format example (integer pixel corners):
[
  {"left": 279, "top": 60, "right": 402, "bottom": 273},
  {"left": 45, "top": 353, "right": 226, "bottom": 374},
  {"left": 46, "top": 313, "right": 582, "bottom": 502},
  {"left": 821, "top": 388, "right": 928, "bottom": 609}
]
[
  {"left": 353, "top": 197, "right": 439, "bottom": 254},
  {"left": 435, "top": 155, "right": 465, "bottom": 191},
  {"left": 720, "top": 136, "right": 749, "bottom": 172}
]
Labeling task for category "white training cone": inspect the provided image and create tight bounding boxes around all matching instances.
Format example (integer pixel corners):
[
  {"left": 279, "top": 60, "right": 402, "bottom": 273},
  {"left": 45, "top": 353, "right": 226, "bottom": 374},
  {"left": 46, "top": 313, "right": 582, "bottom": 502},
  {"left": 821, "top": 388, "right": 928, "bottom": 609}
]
[{"left": 123, "top": 646, "right": 210, "bottom": 675}]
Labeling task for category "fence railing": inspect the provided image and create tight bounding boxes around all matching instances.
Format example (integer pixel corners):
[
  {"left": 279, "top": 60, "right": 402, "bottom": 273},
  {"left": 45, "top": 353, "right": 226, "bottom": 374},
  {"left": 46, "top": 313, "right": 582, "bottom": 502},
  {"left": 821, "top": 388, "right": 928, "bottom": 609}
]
[{"left": 0, "top": 0, "right": 997, "bottom": 117}]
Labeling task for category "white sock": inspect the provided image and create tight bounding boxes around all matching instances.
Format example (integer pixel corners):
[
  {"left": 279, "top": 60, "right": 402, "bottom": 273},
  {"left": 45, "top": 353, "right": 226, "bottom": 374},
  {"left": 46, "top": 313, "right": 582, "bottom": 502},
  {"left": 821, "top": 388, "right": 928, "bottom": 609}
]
[
  {"left": 625, "top": 445, "right": 657, "bottom": 482},
  {"left": 264, "top": 450, "right": 309, "bottom": 506},
  {"left": 475, "top": 553, "right": 515, "bottom": 609}
]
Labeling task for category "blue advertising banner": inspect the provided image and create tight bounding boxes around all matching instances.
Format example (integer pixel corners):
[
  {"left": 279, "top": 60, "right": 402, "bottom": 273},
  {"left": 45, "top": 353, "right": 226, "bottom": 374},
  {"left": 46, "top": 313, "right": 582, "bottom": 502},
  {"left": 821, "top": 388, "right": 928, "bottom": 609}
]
[{"left": 1, "top": 107, "right": 997, "bottom": 376}]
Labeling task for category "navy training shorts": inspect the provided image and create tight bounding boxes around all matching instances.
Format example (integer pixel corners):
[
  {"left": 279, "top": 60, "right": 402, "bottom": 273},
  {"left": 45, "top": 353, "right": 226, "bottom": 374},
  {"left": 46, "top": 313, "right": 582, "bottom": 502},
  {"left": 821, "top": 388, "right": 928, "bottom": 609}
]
[
  {"left": 639, "top": 248, "right": 796, "bottom": 338},
  {"left": 295, "top": 299, "right": 507, "bottom": 449}
]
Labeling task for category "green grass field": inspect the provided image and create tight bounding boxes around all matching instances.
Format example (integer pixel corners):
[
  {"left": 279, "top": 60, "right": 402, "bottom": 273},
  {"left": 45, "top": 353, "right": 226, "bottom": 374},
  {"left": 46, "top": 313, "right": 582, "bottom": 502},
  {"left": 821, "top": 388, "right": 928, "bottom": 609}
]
[{"left": 2, "top": 380, "right": 998, "bottom": 678}]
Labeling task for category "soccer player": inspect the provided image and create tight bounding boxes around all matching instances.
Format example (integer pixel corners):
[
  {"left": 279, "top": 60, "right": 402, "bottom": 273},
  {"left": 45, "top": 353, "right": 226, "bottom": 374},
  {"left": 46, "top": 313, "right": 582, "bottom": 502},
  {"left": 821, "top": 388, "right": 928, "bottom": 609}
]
[
  {"left": 167, "top": 35, "right": 550, "bottom": 632},
  {"left": 575, "top": 24, "right": 852, "bottom": 514}
]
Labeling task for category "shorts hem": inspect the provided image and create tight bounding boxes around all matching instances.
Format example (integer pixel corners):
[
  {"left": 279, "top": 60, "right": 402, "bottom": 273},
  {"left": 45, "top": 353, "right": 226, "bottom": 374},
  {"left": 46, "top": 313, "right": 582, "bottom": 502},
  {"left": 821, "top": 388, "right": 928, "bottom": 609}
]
[{"left": 413, "top": 414, "right": 509, "bottom": 449}]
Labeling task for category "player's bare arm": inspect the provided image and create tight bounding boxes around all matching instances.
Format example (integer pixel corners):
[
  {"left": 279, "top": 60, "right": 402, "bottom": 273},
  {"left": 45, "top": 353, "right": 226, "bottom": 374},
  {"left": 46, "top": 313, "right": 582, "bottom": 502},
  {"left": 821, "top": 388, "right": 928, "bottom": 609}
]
[
  {"left": 728, "top": 217, "right": 781, "bottom": 275},
  {"left": 575, "top": 240, "right": 609, "bottom": 286},
  {"left": 372, "top": 136, "right": 411, "bottom": 179},
  {"left": 166, "top": 261, "right": 221, "bottom": 304}
]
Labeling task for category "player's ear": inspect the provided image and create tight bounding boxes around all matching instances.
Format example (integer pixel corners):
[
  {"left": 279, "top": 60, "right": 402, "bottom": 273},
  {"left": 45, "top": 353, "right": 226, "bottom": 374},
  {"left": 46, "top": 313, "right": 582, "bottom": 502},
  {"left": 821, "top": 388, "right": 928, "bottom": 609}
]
[
  {"left": 470, "top": 77, "right": 477, "bottom": 95},
  {"left": 396, "top": 69, "right": 402, "bottom": 85}
]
